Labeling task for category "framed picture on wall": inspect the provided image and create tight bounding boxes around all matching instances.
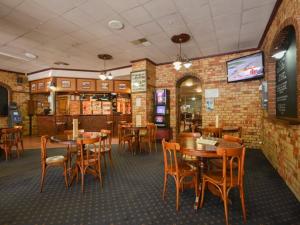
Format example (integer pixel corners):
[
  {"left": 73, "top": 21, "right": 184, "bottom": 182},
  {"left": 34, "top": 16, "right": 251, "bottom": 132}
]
[
  {"left": 131, "top": 70, "right": 147, "bottom": 93},
  {"left": 82, "top": 81, "right": 91, "bottom": 89},
  {"left": 61, "top": 80, "right": 71, "bottom": 88}
]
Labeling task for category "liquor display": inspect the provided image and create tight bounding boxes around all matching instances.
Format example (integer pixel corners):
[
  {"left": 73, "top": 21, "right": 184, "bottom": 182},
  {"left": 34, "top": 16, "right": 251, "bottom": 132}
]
[{"left": 154, "top": 89, "right": 170, "bottom": 127}]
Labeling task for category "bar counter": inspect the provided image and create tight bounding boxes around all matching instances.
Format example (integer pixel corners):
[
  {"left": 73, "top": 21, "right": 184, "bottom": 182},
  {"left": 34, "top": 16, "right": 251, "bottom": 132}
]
[{"left": 36, "top": 114, "right": 131, "bottom": 136}]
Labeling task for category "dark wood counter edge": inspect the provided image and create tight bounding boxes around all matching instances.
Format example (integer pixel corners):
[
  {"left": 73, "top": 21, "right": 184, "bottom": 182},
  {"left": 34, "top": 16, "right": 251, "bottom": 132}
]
[
  {"left": 264, "top": 116, "right": 300, "bottom": 126},
  {"left": 35, "top": 114, "right": 131, "bottom": 116}
]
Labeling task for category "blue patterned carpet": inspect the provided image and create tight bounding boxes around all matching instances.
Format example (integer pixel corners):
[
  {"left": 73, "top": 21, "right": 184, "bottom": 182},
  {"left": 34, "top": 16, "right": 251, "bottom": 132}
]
[{"left": 0, "top": 146, "right": 299, "bottom": 225}]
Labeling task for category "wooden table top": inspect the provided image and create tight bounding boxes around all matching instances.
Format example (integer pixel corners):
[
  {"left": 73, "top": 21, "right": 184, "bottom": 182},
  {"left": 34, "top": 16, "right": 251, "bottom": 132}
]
[
  {"left": 179, "top": 137, "right": 241, "bottom": 158},
  {"left": 50, "top": 132, "right": 106, "bottom": 145}
]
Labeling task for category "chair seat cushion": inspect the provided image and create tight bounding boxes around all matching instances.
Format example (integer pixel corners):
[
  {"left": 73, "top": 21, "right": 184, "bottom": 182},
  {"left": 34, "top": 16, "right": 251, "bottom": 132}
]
[{"left": 46, "top": 155, "right": 65, "bottom": 164}]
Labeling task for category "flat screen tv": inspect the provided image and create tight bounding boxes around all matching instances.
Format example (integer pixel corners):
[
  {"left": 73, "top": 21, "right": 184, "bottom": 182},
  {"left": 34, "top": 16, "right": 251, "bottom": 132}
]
[
  {"left": 156, "top": 105, "right": 166, "bottom": 115},
  {"left": 227, "top": 52, "right": 264, "bottom": 83}
]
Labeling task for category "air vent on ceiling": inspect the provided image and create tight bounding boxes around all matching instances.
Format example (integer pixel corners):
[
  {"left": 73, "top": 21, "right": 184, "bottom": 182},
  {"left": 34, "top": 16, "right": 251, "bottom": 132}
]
[
  {"left": 131, "top": 38, "right": 152, "bottom": 47},
  {"left": 54, "top": 61, "right": 69, "bottom": 66}
]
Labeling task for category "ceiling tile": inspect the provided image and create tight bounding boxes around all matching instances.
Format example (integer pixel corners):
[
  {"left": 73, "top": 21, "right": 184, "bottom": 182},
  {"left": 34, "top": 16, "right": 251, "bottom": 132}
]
[
  {"left": 62, "top": 8, "right": 95, "bottom": 27},
  {"left": 243, "top": 0, "right": 276, "bottom": 10},
  {"left": 144, "top": 0, "right": 177, "bottom": 19},
  {"left": 157, "top": 13, "right": 189, "bottom": 37},
  {"left": 121, "top": 6, "right": 152, "bottom": 26},
  {"left": 4, "top": 9, "right": 42, "bottom": 30},
  {"left": 33, "top": 0, "right": 87, "bottom": 15},
  {"left": 209, "top": 0, "right": 242, "bottom": 17},
  {"left": 68, "top": 30, "right": 98, "bottom": 44},
  {"left": 15, "top": 1, "right": 57, "bottom": 22},
  {"left": 200, "top": 46, "right": 219, "bottom": 56},
  {"left": 175, "top": 1, "right": 210, "bottom": 24},
  {"left": 213, "top": 13, "right": 241, "bottom": 31},
  {"left": 84, "top": 21, "right": 113, "bottom": 38},
  {"left": 0, "top": 0, "right": 24, "bottom": 8},
  {"left": 103, "top": 0, "right": 140, "bottom": 13},
  {"left": 242, "top": 3, "right": 274, "bottom": 24},
  {"left": 79, "top": 0, "right": 115, "bottom": 21},
  {"left": 0, "top": 3, "right": 12, "bottom": 18},
  {"left": 136, "top": 21, "right": 163, "bottom": 36}
]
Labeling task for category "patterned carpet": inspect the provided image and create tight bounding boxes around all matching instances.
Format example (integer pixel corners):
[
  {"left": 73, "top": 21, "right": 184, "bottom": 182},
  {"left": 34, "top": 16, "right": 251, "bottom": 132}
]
[{"left": 0, "top": 146, "right": 299, "bottom": 225}]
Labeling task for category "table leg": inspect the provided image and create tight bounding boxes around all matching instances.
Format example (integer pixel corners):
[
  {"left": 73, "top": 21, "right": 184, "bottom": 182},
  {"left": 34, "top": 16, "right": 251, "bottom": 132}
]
[{"left": 194, "top": 157, "right": 206, "bottom": 210}]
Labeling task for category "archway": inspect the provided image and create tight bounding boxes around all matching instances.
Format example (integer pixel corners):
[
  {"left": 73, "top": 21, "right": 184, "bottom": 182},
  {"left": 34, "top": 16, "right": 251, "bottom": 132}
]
[
  {"left": 0, "top": 82, "right": 11, "bottom": 116},
  {"left": 176, "top": 75, "right": 202, "bottom": 133}
]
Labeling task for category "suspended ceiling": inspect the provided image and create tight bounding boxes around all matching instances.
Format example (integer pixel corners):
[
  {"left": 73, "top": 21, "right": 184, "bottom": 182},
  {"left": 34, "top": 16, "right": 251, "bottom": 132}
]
[{"left": 0, "top": 0, "right": 277, "bottom": 73}]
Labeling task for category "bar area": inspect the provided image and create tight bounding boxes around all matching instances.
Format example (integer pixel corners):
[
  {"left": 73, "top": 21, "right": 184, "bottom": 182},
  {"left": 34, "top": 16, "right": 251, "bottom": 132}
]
[{"left": 30, "top": 75, "right": 131, "bottom": 136}]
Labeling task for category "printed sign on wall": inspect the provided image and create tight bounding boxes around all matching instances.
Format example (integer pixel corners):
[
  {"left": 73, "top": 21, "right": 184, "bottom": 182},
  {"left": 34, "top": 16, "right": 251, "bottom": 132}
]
[{"left": 131, "top": 70, "right": 147, "bottom": 93}]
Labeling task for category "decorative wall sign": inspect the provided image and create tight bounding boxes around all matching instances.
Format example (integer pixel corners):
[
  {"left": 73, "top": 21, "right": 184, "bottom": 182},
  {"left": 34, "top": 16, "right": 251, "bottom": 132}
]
[
  {"left": 131, "top": 70, "right": 147, "bottom": 93},
  {"left": 205, "top": 98, "right": 214, "bottom": 111},
  {"left": 82, "top": 81, "right": 91, "bottom": 89},
  {"left": 37, "top": 82, "right": 45, "bottom": 90},
  {"left": 61, "top": 80, "right": 71, "bottom": 88},
  {"left": 205, "top": 88, "right": 219, "bottom": 98}
]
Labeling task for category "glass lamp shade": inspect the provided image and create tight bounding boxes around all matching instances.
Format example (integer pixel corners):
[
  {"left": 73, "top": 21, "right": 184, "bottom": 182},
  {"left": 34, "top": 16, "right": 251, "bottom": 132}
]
[
  {"left": 174, "top": 64, "right": 182, "bottom": 71},
  {"left": 107, "top": 73, "right": 113, "bottom": 80},
  {"left": 99, "top": 74, "right": 106, "bottom": 80},
  {"left": 173, "top": 60, "right": 182, "bottom": 67},
  {"left": 183, "top": 61, "right": 192, "bottom": 68}
]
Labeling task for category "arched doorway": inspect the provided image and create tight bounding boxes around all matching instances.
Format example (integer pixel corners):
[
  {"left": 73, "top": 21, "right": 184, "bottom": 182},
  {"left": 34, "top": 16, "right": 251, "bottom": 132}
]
[
  {"left": 0, "top": 83, "right": 11, "bottom": 116},
  {"left": 176, "top": 75, "right": 202, "bottom": 133}
]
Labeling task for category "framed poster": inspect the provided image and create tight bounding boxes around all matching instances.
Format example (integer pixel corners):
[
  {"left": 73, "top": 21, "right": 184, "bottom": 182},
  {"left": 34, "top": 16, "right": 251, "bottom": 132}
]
[
  {"left": 131, "top": 70, "right": 147, "bottom": 93},
  {"left": 61, "top": 80, "right": 71, "bottom": 88}
]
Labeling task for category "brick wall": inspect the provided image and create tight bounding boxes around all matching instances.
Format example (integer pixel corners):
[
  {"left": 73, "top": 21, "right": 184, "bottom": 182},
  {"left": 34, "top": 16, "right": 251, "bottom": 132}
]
[
  {"left": 156, "top": 50, "right": 263, "bottom": 148},
  {"left": 261, "top": 0, "right": 300, "bottom": 200},
  {"left": 0, "top": 71, "right": 30, "bottom": 135}
]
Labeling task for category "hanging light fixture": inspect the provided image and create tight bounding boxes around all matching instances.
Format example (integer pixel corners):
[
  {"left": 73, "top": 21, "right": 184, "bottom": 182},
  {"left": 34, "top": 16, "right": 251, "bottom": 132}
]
[
  {"left": 171, "top": 33, "right": 192, "bottom": 71},
  {"left": 98, "top": 54, "right": 113, "bottom": 80}
]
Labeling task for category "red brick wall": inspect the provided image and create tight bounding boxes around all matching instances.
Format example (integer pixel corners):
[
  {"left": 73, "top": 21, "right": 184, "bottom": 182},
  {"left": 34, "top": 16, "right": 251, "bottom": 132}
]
[
  {"left": 261, "top": 0, "right": 300, "bottom": 200},
  {"left": 156, "top": 50, "right": 263, "bottom": 148}
]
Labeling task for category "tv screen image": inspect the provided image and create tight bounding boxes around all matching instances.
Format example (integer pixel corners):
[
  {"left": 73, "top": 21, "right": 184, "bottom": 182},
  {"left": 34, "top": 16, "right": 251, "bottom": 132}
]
[
  {"left": 155, "top": 89, "right": 167, "bottom": 104},
  {"left": 227, "top": 52, "right": 264, "bottom": 82},
  {"left": 156, "top": 105, "right": 166, "bottom": 115},
  {"left": 155, "top": 115, "right": 164, "bottom": 123}
]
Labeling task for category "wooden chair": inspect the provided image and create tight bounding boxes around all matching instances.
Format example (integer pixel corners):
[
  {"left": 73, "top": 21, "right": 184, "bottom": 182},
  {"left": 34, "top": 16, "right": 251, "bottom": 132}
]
[
  {"left": 202, "top": 127, "right": 223, "bottom": 138},
  {"left": 162, "top": 139, "right": 199, "bottom": 211},
  {"left": 118, "top": 125, "right": 134, "bottom": 154},
  {"left": 14, "top": 125, "right": 24, "bottom": 153},
  {"left": 40, "top": 135, "right": 68, "bottom": 192},
  {"left": 1, "top": 128, "right": 21, "bottom": 160},
  {"left": 200, "top": 145, "right": 246, "bottom": 225},
  {"left": 139, "top": 123, "right": 157, "bottom": 152},
  {"left": 99, "top": 129, "right": 113, "bottom": 170},
  {"left": 178, "top": 132, "right": 201, "bottom": 164},
  {"left": 76, "top": 137, "right": 103, "bottom": 192},
  {"left": 210, "top": 135, "right": 243, "bottom": 170}
]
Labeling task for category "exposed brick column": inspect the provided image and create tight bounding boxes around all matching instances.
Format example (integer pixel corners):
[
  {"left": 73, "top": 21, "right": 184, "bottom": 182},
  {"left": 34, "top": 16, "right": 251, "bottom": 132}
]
[{"left": 131, "top": 59, "right": 156, "bottom": 126}]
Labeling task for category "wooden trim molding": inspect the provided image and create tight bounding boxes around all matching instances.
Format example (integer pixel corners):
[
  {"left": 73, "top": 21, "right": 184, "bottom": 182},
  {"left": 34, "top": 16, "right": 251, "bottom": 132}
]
[
  {"left": 130, "top": 58, "right": 157, "bottom": 65},
  {"left": 0, "top": 69, "right": 25, "bottom": 75}
]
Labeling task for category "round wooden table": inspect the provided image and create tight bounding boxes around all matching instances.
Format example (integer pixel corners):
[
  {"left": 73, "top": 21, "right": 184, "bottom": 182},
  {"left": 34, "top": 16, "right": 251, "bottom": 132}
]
[
  {"left": 50, "top": 132, "right": 106, "bottom": 145},
  {"left": 178, "top": 136, "right": 242, "bottom": 209}
]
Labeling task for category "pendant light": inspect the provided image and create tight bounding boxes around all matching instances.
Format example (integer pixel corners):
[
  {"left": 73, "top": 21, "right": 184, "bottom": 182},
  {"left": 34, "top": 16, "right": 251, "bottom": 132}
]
[
  {"left": 98, "top": 54, "right": 113, "bottom": 80},
  {"left": 171, "top": 33, "right": 192, "bottom": 71}
]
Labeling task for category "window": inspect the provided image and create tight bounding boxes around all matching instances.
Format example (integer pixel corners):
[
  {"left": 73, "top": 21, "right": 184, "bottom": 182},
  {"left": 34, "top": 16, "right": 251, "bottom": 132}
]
[{"left": 0, "top": 86, "right": 9, "bottom": 116}]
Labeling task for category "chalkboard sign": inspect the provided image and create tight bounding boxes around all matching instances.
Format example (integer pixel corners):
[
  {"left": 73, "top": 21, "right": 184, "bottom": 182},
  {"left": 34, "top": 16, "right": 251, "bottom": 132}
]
[
  {"left": 276, "top": 27, "right": 297, "bottom": 117},
  {"left": 131, "top": 70, "right": 147, "bottom": 93}
]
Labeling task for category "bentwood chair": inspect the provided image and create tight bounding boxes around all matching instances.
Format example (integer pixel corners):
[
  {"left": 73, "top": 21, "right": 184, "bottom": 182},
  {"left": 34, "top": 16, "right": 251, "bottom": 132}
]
[
  {"left": 14, "top": 125, "right": 24, "bottom": 153},
  {"left": 40, "top": 135, "right": 68, "bottom": 192},
  {"left": 118, "top": 124, "right": 134, "bottom": 154},
  {"left": 200, "top": 145, "right": 247, "bottom": 225},
  {"left": 210, "top": 135, "right": 243, "bottom": 170},
  {"left": 178, "top": 132, "right": 201, "bottom": 165},
  {"left": 139, "top": 123, "right": 157, "bottom": 152},
  {"left": 1, "top": 128, "right": 21, "bottom": 160},
  {"left": 202, "top": 127, "right": 223, "bottom": 138},
  {"left": 162, "top": 139, "right": 198, "bottom": 211},
  {"left": 99, "top": 129, "right": 113, "bottom": 170},
  {"left": 76, "top": 137, "right": 103, "bottom": 192}
]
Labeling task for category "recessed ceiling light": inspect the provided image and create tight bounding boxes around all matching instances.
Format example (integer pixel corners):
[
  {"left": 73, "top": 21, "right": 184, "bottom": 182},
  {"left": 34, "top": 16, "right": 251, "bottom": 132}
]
[
  {"left": 24, "top": 52, "right": 38, "bottom": 59},
  {"left": 108, "top": 20, "right": 124, "bottom": 30}
]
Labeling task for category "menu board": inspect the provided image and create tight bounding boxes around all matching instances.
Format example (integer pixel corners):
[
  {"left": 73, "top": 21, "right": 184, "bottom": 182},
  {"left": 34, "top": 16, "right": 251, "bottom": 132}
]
[
  {"left": 275, "top": 30, "right": 297, "bottom": 118},
  {"left": 131, "top": 70, "right": 147, "bottom": 92}
]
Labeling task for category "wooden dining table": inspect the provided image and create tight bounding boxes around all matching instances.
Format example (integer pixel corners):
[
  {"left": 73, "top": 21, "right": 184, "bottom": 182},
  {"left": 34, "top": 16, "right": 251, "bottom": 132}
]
[{"left": 178, "top": 136, "right": 242, "bottom": 209}]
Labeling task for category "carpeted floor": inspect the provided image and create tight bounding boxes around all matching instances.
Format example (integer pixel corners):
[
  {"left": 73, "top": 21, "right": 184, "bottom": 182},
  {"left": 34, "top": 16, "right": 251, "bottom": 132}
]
[{"left": 0, "top": 146, "right": 299, "bottom": 225}]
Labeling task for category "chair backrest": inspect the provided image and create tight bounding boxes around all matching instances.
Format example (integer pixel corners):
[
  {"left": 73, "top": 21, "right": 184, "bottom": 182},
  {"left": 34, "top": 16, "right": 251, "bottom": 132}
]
[
  {"left": 202, "top": 127, "right": 222, "bottom": 138},
  {"left": 216, "top": 145, "right": 246, "bottom": 187},
  {"left": 146, "top": 123, "right": 157, "bottom": 141},
  {"left": 179, "top": 132, "right": 201, "bottom": 138},
  {"left": 2, "top": 128, "right": 19, "bottom": 143},
  {"left": 100, "top": 129, "right": 112, "bottom": 150},
  {"left": 77, "top": 137, "right": 100, "bottom": 163},
  {"left": 40, "top": 135, "right": 48, "bottom": 165},
  {"left": 162, "top": 139, "right": 181, "bottom": 174},
  {"left": 223, "top": 135, "right": 243, "bottom": 144}
]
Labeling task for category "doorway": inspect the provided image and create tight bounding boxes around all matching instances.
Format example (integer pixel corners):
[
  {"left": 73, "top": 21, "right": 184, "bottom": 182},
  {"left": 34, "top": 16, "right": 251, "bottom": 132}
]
[{"left": 176, "top": 76, "right": 202, "bottom": 133}]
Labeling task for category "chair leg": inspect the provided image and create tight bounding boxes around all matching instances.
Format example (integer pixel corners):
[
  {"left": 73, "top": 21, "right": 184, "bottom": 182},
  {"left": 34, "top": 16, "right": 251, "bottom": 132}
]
[
  {"left": 162, "top": 174, "right": 168, "bottom": 200},
  {"left": 223, "top": 187, "right": 229, "bottom": 225},
  {"left": 21, "top": 140, "right": 24, "bottom": 153},
  {"left": 239, "top": 185, "right": 247, "bottom": 223},
  {"left": 148, "top": 141, "right": 152, "bottom": 153},
  {"left": 154, "top": 141, "right": 157, "bottom": 152},
  {"left": 175, "top": 178, "right": 180, "bottom": 211},
  {"left": 40, "top": 166, "right": 46, "bottom": 193},
  {"left": 98, "top": 158, "right": 103, "bottom": 189},
  {"left": 108, "top": 151, "right": 114, "bottom": 169},
  {"left": 81, "top": 171, "right": 85, "bottom": 193},
  {"left": 63, "top": 162, "right": 68, "bottom": 189},
  {"left": 194, "top": 174, "right": 199, "bottom": 197},
  {"left": 200, "top": 180, "right": 206, "bottom": 208},
  {"left": 103, "top": 154, "right": 107, "bottom": 170}
]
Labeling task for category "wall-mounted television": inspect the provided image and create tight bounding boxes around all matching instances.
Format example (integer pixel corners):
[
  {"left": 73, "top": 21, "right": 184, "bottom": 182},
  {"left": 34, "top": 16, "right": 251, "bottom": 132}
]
[{"left": 227, "top": 52, "right": 264, "bottom": 83}]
